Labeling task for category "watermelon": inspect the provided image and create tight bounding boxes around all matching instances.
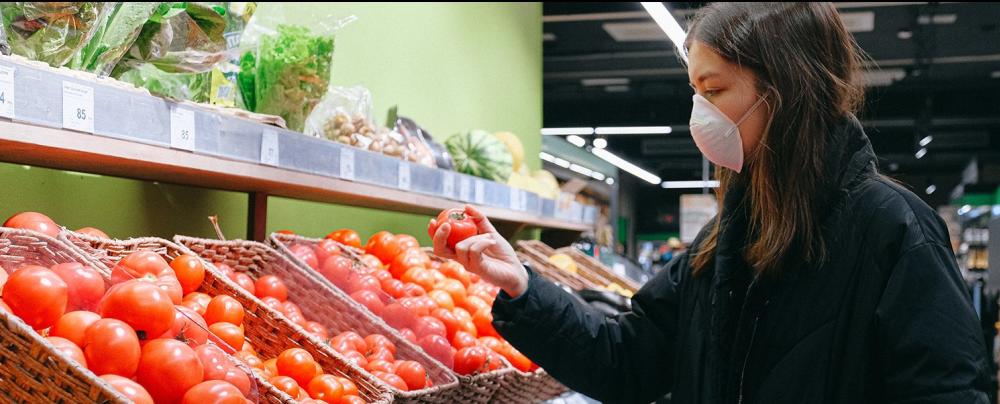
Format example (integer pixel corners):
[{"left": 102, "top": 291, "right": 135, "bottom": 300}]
[{"left": 445, "top": 130, "right": 513, "bottom": 182}]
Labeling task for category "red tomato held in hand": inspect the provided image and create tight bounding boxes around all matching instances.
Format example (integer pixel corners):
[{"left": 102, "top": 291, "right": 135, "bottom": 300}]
[
  {"left": 50, "top": 262, "right": 105, "bottom": 311},
  {"left": 75, "top": 227, "right": 109, "bottom": 239},
  {"left": 47, "top": 336, "right": 87, "bottom": 367},
  {"left": 181, "top": 380, "right": 245, "bottom": 404},
  {"left": 269, "top": 375, "right": 301, "bottom": 398},
  {"left": 428, "top": 208, "right": 477, "bottom": 250},
  {"left": 4, "top": 212, "right": 59, "bottom": 237},
  {"left": 395, "top": 360, "right": 427, "bottom": 390},
  {"left": 50, "top": 310, "right": 101, "bottom": 347},
  {"left": 307, "top": 374, "right": 344, "bottom": 402},
  {"left": 208, "top": 322, "right": 245, "bottom": 353},
  {"left": 101, "top": 375, "right": 154, "bottom": 404},
  {"left": 111, "top": 251, "right": 181, "bottom": 304},
  {"left": 169, "top": 255, "right": 206, "bottom": 295},
  {"left": 289, "top": 244, "right": 320, "bottom": 270},
  {"left": 137, "top": 339, "right": 204, "bottom": 404},
  {"left": 418, "top": 334, "right": 455, "bottom": 370},
  {"left": 454, "top": 346, "right": 490, "bottom": 375},
  {"left": 327, "top": 228, "right": 362, "bottom": 249},
  {"left": 203, "top": 295, "right": 245, "bottom": 326},
  {"left": 100, "top": 279, "right": 175, "bottom": 339},
  {"left": 84, "top": 319, "right": 141, "bottom": 377},
  {"left": 314, "top": 239, "right": 344, "bottom": 264},
  {"left": 277, "top": 348, "right": 319, "bottom": 387},
  {"left": 3, "top": 265, "right": 68, "bottom": 330}
]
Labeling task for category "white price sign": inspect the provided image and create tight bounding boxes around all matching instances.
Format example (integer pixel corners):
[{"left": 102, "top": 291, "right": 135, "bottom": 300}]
[
  {"left": 62, "top": 81, "right": 94, "bottom": 133},
  {"left": 0, "top": 66, "right": 15, "bottom": 118},
  {"left": 459, "top": 177, "right": 471, "bottom": 201},
  {"left": 169, "top": 107, "right": 196, "bottom": 151},
  {"left": 397, "top": 161, "right": 411, "bottom": 191},
  {"left": 509, "top": 189, "right": 521, "bottom": 211},
  {"left": 474, "top": 181, "right": 486, "bottom": 204},
  {"left": 340, "top": 148, "right": 355, "bottom": 181},
  {"left": 442, "top": 173, "right": 455, "bottom": 199},
  {"left": 260, "top": 130, "right": 279, "bottom": 166}
]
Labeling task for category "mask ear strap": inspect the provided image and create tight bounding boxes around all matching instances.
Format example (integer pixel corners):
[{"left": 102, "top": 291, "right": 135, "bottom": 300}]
[{"left": 735, "top": 95, "right": 768, "bottom": 126}]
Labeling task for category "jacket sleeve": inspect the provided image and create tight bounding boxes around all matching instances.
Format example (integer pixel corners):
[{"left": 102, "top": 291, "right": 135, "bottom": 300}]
[
  {"left": 875, "top": 242, "right": 991, "bottom": 404},
  {"left": 491, "top": 253, "right": 688, "bottom": 403}
]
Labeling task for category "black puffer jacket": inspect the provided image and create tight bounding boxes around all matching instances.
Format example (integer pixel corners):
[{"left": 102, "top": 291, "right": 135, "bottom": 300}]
[{"left": 492, "top": 116, "right": 991, "bottom": 404}]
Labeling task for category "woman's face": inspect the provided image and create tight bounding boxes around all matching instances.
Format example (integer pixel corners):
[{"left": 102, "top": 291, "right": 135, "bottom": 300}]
[{"left": 687, "top": 40, "right": 770, "bottom": 159}]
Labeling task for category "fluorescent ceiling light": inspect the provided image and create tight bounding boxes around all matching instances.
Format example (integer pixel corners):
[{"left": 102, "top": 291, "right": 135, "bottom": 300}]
[
  {"left": 566, "top": 135, "right": 586, "bottom": 147},
  {"left": 919, "top": 135, "right": 933, "bottom": 147},
  {"left": 569, "top": 164, "right": 594, "bottom": 177},
  {"left": 640, "top": 2, "right": 688, "bottom": 62},
  {"left": 915, "top": 148, "right": 927, "bottom": 159},
  {"left": 581, "top": 78, "right": 630, "bottom": 86},
  {"left": 541, "top": 127, "right": 594, "bottom": 136},
  {"left": 593, "top": 138, "right": 608, "bottom": 149},
  {"left": 543, "top": 32, "right": 557, "bottom": 42},
  {"left": 605, "top": 178, "right": 615, "bottom": 185},
  {"left": 925, "top": 185, "right": 936, "bottom": 195},
  {"left": 957, "top": 205, "right": 972, "bottom": 215},
  {"left": 591, "top": 172, "right": 606, "bottom": 181},
  {"left": 592, "top": 148, "right": 661, "bottom": 184},
  {"left": 554, "top": 158, "right": 571, "bottom": 168},
  {"left": 604, "top": 85, "right": 630, "bottom": 93},
  {"left": 595, "top": 126, "right": 672, "bottom": 135},
  {"left": 661, "top": 180, "right": 720, "bottom": 189}
]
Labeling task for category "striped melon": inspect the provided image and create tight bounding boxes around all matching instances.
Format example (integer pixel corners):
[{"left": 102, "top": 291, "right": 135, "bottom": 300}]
[{"left": 445, "top": 130, "right": 513, "bottom": 182}]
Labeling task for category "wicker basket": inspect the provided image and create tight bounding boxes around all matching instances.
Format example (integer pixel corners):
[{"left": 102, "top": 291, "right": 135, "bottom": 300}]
[
  {"left": 555, "top": 247, "right": 641, "bottom": 292},
  {"left": 270, "top": 233, "right": 516, "bottom": 403},
  {"left": 0, "top": 228, "right": 132, "bottom": 404},
  {"left": 173, "top": 235, "right": 462, "bottom": 403},
  {"left": 59, "top": 231, "right": 393, "bottom": 404},
  {"left": 516, "top": 241, "right": 610, "bottom": 291},
  {"left": 490, "top": 368, "right": 569, "bottom": 404}
]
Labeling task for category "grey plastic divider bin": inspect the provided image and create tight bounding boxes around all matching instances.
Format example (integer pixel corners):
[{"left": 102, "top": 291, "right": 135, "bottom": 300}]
[
  {"left": 127, "top": 94, "right": 171, "bottom": 146},
  {"left": 408, "top": 162, "right": 443, "bottom": 198},
  {"left": 525, "top": 192, "right": 541, "bottom": 215},
  {"left": 277, "top": 131, "right": 341, "bottom": 177},
  {"left": 218, "top": 115, "right": 265, "bottom": 164},
  {"left": 10, "top": 63, "right": 59, "bottom": 129},
  {"left": 485, "top": 181, "right": 509, "bottom": 209},
  {"left": 542, "top": 199, "right": 556, "bottom": 218},
  {"left": 94, "top": 84, "right": 132, "bottom": 140},
  {"left": 353, "top": 148, "right": 398, "bottom": 188}
]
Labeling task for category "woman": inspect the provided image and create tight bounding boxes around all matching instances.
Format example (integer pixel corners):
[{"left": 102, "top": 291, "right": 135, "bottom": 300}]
[{"left": 431, "top": 3, "right": 990, "bottom": 404}]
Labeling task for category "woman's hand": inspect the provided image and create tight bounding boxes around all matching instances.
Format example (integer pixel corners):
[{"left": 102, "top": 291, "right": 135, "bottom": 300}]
[{"left": 430, "top": 205, "right": 529, "bottom": 297}]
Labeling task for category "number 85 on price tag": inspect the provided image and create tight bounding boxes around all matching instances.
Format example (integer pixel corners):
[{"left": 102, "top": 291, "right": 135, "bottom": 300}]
[{"left": 62, "top": 81, "right": 94, "bottom": 133}]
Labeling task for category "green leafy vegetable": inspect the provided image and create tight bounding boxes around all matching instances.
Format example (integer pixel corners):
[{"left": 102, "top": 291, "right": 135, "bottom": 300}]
[
  {"left": 70, "top": 2, "right": 161, "bottom": 76},
  {"left": 1, "top": 2, "right": 109, "bottom": 67}
]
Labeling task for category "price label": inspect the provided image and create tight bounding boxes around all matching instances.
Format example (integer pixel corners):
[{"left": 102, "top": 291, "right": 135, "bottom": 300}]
[
  {"left": 0, "top": 66, "right": 15, "bottom": 119},
  {"left": 459, "top": 177, "right": 471, "bottom": 201},
  {"left": 397, "top": 161, "right": 411, "bottom": 191},
  {"left": 62, "top": 81, "right": 94, "bottom": 133},
  {"left": 509, "top": 188, "right": 521, "bottom": 210},
  {"left": 169, "top": 107, "right": 196, "bottom": 151},
  {"left": 474, "top": 180, "right": 486, "bottom": 205},
  {"left": 340, "top": 148, "right": 355, "bottom": 181},
  {"left": 260, "top": 130, "right": 279, "bottom": 166},
  {"left": 442, "top": 173, "right": 455, "bottom": 199}
]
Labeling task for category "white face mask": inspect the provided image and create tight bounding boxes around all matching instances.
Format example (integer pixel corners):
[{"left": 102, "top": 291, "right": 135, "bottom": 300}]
[{"left": 689, "top": 94, "right": 767, "bottom": 173}]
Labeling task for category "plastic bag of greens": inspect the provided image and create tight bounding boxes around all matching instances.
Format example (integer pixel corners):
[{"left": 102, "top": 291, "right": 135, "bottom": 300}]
[
  {"left": 112, "top": 2, "right": 231, "bottom": 76},
  {"left": 117, "top": 62, "right": 210, "bottom": 102},
  {"left": 0, "top": 7, "right": 11, "bottom": 56},
  {"left": 1, "top": 2, "right": 111, "bottom": 67},
  {"left": 238, "top": 9, "right": 355, "bottom": 131},
  {"left": 208, "top": 2, "right": 257, "bottom": 107},
  {"left": 69, "top": 2, "right": 162, "bottom": 76}
]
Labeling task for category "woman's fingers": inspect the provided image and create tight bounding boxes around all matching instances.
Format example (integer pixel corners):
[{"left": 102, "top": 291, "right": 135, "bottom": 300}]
[
  {"left": 433, "top": 222, "right": 454, "bottom": 259},
  {"left": 465, "top": 205, "right": 498, "bottom": 235},
  {"left": 455, "top": 234, "right": 494, "bottom": 271}
]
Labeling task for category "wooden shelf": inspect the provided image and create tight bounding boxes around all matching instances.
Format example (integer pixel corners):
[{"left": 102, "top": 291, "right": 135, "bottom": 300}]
[{"left": 0, "top": 121, "right": 591, "bottom": 238}]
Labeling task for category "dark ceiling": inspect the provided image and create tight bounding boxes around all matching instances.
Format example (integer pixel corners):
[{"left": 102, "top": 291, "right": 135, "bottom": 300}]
[{"left": 542, "top": 2, "right": 1000, "bottom": 208}]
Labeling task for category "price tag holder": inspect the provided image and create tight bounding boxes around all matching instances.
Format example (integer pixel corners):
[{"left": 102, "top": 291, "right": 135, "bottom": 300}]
[
  {"left": 62, "top": 81, "right": 94, "bottom": 133},
  {"left": 459, "top": 177, "right": 471, "bottom": 201},
  {"left": 509, "top": 188, "right": 520, "bottom": 210},
  {"left": 474, "top": 180, "right": 486, "bottom": 205},
  {"left": 397, "top": 161, "right": 411, "bottom": 191},
  {"left": 0, "top": 66, "right": 15, "bottom": 119},
  {"left": 169, "top": 107, "right": 196, "bottom": 151},
  {"left": 442, "top": 173, "right": 455, "bottom": 199},
  {"left": 340, "top": 148, "right": 355, "bottom": 181},
  {"left": 260, "top": 130, "right": 279, "bottom": 166}
]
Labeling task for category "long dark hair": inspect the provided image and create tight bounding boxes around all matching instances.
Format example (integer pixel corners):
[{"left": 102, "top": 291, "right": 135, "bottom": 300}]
[{"left": 685, "top": 3, "right": 868, "bottom": 275}]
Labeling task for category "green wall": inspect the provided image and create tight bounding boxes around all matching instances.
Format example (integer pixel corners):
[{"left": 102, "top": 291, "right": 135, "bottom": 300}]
[{"left": 0, "top": 3, "right": 542, "bottom": 243}]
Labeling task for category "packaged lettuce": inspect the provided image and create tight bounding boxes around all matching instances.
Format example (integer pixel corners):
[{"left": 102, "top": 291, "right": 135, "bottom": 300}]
[
  {"left": 1, "top": 2, "right": 111, "bottom": 67},
  {"left": 238, "top": 9, "right": 354, "bottom": 132},
  {"left": 70, "top": 2, "right": 161, "bottom": 76},
  {"left": 117, "top": 62, "right": 210, "bottom": 102}
]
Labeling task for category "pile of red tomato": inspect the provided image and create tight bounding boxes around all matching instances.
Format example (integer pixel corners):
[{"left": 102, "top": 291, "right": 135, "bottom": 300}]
[{"left": 286, "top": 225, "right": 537, "bottom": 376}]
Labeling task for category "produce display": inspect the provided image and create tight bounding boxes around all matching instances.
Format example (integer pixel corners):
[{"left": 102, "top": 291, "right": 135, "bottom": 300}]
[
  {"left": 278, "top": 223, "right": 539, "bottom": 377},
  {"left": 445, "top": 130, "right": 514, "bottom": 182},
  {"left": 1, "top": 2, "right": 109, "bottom": 67}
]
